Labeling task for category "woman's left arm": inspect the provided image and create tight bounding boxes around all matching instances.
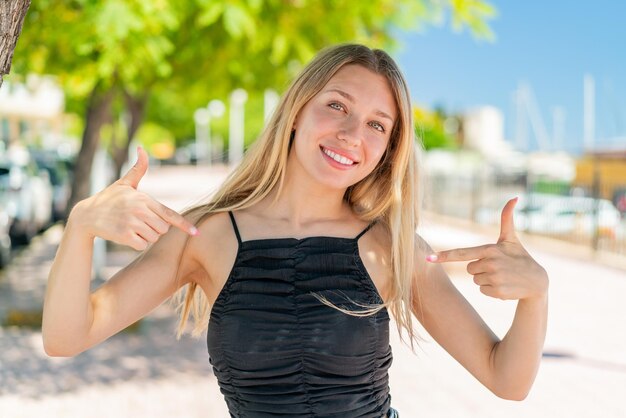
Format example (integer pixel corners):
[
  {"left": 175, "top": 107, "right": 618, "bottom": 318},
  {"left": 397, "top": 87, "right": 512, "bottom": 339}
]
[{"left": 415, "top": 197, "right": 549, "bottom": 400}]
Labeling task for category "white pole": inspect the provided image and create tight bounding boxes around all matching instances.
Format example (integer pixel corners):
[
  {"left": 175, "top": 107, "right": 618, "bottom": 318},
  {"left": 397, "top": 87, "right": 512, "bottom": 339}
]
[
  {"left": 264, "top": 89, "right": 279, "bottom": 125},
  {"left": 521, "top": 82, "right": 550, "bottom": 152},
  {"left": 584, "top": 74, "right": 595, "bottom": 153},
  {"left": 194, "top": 108, "right": 210, "bottom": 164},
  {"left": 229, "top": 89, "right": 248, "bottom": 166},
  {"left": 91, "top": 148, "right": 109, "bottom": 281}
]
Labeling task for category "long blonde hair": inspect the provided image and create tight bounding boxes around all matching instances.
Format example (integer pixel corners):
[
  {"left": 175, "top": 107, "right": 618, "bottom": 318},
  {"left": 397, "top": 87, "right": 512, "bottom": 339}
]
[{"left": 171, "top": 43, "right": 427, "bottom": 353}]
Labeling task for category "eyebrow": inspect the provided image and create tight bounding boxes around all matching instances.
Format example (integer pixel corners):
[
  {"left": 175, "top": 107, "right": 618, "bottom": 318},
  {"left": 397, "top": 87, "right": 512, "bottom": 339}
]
[{"left": 324, "top": 88, "right": 395, "bottom": 123}]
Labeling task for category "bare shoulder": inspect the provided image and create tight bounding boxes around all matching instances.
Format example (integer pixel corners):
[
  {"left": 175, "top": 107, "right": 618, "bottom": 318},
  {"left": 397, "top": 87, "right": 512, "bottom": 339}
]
[
  {"left": 134, "top": 210, "right": 211, "bottom": 288},
  {"left": 413, "top": 231, "right": 435, "bottom": 259},
  {"left": 409, "top": 230, "right": 464, "bottom": 323},
  {"left": 358, "top": 223, "right": 439, "bottom": 307},
  {"left": 186, "top": 210, "right": 239, "bottom": 305},
  {"left": 189, "top": 210, "right": 235, "bottom": 245},
  {"left": 411, "top": 231, "right": 441, "bottom": 291},
  {"left": 358, "top": 220, "right": 393, "bottom": 303}
]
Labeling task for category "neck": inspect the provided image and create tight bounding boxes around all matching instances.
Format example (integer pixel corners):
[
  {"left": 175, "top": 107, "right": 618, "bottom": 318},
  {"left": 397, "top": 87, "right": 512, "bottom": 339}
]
[{"left": 254, "top": 162, "right": 352, "bottom": 230}]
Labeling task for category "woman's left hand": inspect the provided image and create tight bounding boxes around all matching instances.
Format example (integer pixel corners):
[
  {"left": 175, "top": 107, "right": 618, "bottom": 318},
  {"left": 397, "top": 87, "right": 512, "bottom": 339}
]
[{"left": 426, "top": 197, "right": 549, "bottom": 301}]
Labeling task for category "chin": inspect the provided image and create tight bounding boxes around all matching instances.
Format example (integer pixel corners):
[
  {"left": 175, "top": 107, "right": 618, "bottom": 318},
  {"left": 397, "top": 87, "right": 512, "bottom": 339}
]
[{"left": 323, "top": 175, "right": 367, "bottom": 191}]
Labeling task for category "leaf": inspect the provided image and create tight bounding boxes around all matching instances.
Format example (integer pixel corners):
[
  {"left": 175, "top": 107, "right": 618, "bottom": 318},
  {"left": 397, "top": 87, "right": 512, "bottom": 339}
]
[
  {"left": 13, "top": 0, "right": 498, "bottom": 161},
  {"left": 197, "top": 2, "right": 224, "bottom": 27},
  {"left": 96, "top": 0, "right": 144, "bottom": 41},
  {"left": 247, "top": 0, "right": 264, "bottom": 12},
  {"left": 270, "top": 33, "right": 288, "bottom": 65},
  {"left": 223, "top": 3, "right": 256, "bottom": 39}
]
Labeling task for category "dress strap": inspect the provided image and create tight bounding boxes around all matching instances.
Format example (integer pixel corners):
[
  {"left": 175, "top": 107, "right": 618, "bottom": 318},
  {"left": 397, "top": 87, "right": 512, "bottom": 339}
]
[
  {"left": 355, "top": 220, "right": 377, "bottom": 241},
  {"left": 227, "top": 211, "right": 242, "bottom": 245}
]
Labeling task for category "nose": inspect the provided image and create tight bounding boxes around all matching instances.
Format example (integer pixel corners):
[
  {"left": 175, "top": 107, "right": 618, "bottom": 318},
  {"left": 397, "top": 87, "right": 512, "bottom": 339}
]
[{"left": 337, "top": 116, "right": 362, "bottom": 147}]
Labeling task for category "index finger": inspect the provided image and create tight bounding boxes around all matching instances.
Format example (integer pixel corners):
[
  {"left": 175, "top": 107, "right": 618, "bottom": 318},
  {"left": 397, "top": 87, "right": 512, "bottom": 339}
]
[
  {"left": 149, "top": 201, "right": 199, "bottom": 236},
  {"left": 426, "top": 244, "right": 491, "bottom": 263}
]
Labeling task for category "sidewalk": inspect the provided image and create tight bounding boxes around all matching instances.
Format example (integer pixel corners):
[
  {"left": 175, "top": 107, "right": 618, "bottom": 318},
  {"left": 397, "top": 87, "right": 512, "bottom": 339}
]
[{"left": 1, "top": 164, "right": 625, "bottom": 417}]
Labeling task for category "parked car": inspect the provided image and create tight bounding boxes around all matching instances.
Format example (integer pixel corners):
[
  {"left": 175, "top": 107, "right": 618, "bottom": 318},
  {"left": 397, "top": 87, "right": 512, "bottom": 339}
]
[
  {"left": 0, "top": 186, "right": 13, "bottom": 268},
  {"left": 520, "top": 194, "right": 622, "bottom": 239},
  {"left": 0, "top": 147, "right": 54, "bottom": 244},
  {"left": 613, "top": 187, "right": 626, "bottom": 215},
  {"left": 476, "top": 193, "right": 623, "bottom": 240},
  {"left": 31, "top": 149, "right": 72, "bottom": 221}
]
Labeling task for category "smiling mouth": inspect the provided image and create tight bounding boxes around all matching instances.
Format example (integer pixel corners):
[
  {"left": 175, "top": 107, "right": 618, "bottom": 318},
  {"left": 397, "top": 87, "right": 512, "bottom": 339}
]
[{"left": 320, "top": 146, "right": 358, "bottom": 166}]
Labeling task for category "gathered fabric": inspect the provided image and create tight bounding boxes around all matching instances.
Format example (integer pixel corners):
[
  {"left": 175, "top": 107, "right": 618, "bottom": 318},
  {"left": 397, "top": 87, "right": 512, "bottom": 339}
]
[{"left": 206, "top": 211, "right": 394, "bottom": 417}]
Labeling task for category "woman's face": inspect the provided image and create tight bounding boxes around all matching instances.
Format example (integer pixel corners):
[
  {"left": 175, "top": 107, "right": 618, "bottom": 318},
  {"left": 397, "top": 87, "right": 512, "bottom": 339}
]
[{"left": 289, "top": 64, "right": 398, "bottom": 191}]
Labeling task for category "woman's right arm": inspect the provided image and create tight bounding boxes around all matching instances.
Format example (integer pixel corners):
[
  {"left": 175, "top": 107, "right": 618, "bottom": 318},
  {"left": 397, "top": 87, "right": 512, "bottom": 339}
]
[{"left": 42, "top": 147, "right": 201, "bottom": 357}]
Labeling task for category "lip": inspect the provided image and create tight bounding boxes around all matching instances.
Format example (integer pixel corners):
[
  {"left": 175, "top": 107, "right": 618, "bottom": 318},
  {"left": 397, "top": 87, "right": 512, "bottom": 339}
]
[
  {"left": 320, "top": 146, "right": 359, "bottom": 170},
  {"left": 319, "top": 145, "right": 360, "bottom": 164}
]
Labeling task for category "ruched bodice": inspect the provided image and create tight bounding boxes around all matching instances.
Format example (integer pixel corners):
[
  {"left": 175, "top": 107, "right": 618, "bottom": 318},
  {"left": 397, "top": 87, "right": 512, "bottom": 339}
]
[{"left": 206, "top": 212, "right": 394, "bottom": 417}]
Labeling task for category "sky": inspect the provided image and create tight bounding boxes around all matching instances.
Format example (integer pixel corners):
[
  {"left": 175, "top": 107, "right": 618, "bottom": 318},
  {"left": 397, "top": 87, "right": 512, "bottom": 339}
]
[{"left": 393, "top": 1, "right": 626, "bottom": 156}]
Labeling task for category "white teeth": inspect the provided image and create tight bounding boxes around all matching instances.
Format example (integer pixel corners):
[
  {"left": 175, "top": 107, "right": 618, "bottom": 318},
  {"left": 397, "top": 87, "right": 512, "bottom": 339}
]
[{"left": 322, "top": 147, "right": 355, "bottom": 165}]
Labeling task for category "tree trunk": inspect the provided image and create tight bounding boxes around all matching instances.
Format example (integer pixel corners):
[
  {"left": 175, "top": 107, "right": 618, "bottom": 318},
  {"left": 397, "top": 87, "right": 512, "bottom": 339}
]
[
  {"left": 0, "top": 0, "right": 30, "bottom": 89},
  {"left": 67, "top": 87, "right": 114, "bottom": 213},
  {"left": 111, "top": 90, "right": 148, "bottom": 178}
]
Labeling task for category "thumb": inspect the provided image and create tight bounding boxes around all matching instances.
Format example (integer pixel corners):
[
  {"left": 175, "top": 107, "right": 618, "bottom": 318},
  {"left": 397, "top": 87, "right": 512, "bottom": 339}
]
[
  {"left": 117, "top": 146, "right": 148, "bottom": 189},
  {"left": 498, "top": 196, "right": 519, "bottom": 243}
]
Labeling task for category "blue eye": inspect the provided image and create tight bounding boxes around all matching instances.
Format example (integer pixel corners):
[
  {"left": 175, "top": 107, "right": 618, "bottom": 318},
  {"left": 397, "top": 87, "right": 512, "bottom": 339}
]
[
  {"left": 329, "top": 102, "right": 344, "bottom": 111},
  {"left": 370, "top": 121, "right": 385, "bottom": 133}
]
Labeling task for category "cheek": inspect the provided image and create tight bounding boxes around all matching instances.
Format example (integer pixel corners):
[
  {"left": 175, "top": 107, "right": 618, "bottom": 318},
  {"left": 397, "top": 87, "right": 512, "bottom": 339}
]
[
  {"left": 302, "top": 106, "right": 333, "bottom": 128},
  {"left": 292, "top": 131, "right": 317, "bottom": 163},
  {"left": 366, "top": 137, "right": 389, "bottom": 164}
]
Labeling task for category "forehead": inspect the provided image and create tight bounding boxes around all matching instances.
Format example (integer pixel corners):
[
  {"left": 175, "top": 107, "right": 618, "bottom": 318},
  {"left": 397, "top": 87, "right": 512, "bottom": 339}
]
[{"left": 320, "top": 64, "right": 398, "bottom": 120}]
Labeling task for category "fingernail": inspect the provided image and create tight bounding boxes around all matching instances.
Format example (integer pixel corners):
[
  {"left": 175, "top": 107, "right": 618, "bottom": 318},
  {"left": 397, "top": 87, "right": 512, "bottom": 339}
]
[
  {"left": 190, "top": 226, "right": 199, "bottom": 236},
  {"left": 426, "top": 254, "right": 438, "bottom": 262}
]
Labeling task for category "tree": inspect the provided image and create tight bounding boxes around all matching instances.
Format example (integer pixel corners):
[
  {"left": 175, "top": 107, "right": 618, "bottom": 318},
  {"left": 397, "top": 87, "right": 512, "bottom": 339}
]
[
  {"left": 0, "top": 0, "right": 30, "bottom": 89},
  {"left": 414, "top": 105, "right": 460, "bottom": 150},
  {"left": 13, "top": 0, "right": 496, "bottom": 214}
]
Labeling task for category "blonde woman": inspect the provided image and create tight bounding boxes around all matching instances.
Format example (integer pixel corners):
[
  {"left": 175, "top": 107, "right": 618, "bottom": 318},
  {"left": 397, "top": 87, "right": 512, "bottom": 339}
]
[{"left": 43, "top": 44, "right": 549, "bottom": 417}]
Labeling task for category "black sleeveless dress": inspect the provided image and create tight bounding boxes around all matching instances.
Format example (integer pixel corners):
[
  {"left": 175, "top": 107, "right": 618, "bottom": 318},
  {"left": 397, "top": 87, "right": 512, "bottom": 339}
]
[{"left": 207, "top": 211, "right": 397, "bottom": 417}]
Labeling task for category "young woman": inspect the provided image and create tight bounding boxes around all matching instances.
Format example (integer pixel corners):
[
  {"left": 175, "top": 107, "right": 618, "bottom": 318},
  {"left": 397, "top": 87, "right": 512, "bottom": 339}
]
[{"left": 43, "top": 44, "right": 549, "bottom": 417}]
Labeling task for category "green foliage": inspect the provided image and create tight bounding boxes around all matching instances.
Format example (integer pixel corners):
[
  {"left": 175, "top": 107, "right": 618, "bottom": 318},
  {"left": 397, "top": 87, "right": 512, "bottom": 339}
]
[
  {"left": 414, "top": 106, "right": 459, "bottom": 150},
  {"left": 449, "top": 0, "right": 498, "bottom": 40},
  {"left": 16, "top": 1, "right": 177, "bottom": 97},
  {"left": 13, "top": 0, "right": 497, "bottom": 148},
  {"left": 531, "top": 179, "right": 571, "bottom": 195},
  {"left": 135, "top": 122, "right": 176, "bottom": 158},
  {"left": 242, "top": 92, "right": 267, "bottom": 148}
]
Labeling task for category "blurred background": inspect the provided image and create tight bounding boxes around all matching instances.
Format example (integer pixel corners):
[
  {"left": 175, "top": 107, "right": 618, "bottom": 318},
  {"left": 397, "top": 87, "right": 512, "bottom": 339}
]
[{"left": 0, "top": 1, "right": 624, "bottom": 417}]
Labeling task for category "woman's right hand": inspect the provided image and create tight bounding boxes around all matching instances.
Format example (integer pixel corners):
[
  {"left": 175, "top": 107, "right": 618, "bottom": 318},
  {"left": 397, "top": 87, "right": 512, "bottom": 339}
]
[{"left": 70, "top": 146, "right": 199, "bottom": 251}]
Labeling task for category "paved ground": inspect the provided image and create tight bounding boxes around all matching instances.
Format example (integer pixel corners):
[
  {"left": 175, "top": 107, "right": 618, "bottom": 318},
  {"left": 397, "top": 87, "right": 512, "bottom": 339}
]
[{"left": 1, "top": 163, "right": 625, "bottom": 418}]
